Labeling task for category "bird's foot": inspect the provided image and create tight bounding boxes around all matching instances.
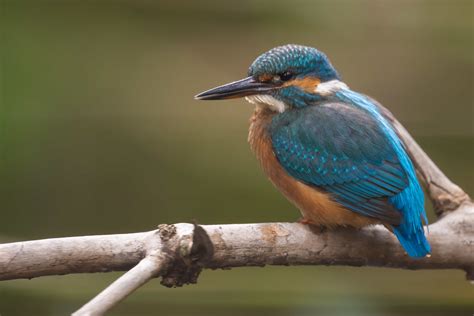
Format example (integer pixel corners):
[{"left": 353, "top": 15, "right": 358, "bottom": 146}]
[
  {"left": 297, "top": 217, "right": 315, "bottom": 225},
  {"left": 297, "top": 217, "right": 327, "bottom": 234}
]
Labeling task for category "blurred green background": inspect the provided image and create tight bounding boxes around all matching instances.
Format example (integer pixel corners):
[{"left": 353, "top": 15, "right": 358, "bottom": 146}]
[{"left": 1, "top": 1, "right": 473, "bottom": 315}]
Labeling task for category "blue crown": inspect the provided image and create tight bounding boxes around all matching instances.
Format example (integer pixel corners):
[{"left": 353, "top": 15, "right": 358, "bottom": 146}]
[{"left": 248, "top": 44, "right": 340, "bottom": 82}]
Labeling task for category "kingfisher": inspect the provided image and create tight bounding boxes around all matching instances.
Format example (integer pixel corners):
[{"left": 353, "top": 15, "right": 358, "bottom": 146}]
[{"left": 195, "top": 44, "right": 430, "bottom": 258}]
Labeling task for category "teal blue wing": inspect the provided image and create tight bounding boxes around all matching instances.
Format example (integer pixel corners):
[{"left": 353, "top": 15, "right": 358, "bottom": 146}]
[{"left": 270, "top": 102, "right": 408, "bottom": 224}]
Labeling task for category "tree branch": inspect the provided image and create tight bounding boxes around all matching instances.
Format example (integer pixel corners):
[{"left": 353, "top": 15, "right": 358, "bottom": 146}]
[
  {"left": 1, "top": 206, "right": 473, "bottom": 282},
  {"left": 0, "top": 114, "right": 472, "bottom": 315}
]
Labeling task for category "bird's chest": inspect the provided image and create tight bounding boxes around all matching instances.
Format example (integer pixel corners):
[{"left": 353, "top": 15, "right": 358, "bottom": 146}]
[
  {"left": 247, "top": 108, "right": 377, "bottom": 228},
  {"left": 248, "top": 109, "right": 277, "bottom": 179}
]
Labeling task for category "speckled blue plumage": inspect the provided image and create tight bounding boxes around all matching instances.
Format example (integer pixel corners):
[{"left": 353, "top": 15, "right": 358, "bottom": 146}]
[{"left": 270, "top": 90, "right": 431, "bottom": 257}]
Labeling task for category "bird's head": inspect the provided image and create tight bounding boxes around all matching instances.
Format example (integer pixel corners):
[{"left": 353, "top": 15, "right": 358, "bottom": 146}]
[{"left": 195, "top": 44, "right": 348, "bottom": 112}]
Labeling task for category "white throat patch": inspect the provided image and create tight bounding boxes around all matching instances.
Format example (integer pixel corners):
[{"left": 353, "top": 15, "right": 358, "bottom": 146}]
[
  {"left": 245, "top": 95, "right": 288, "bottom": 113},
  {"left": 315, "top": 80, "right": 349, "bottom": 96}
]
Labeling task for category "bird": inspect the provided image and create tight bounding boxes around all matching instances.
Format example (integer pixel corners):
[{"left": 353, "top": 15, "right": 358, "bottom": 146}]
[{"left": 195, "top": 44, "right": 430, "bottom": 258}]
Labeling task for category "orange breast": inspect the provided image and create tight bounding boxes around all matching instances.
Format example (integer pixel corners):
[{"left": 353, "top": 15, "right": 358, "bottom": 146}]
[{"left": 248, "top": 108, "right": 379, "bottom": 228}]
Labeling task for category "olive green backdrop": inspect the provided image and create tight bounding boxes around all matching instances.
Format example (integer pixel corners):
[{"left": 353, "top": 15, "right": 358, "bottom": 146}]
[{"left": 1, "top": 1, "right": 473, "bottom": 315}]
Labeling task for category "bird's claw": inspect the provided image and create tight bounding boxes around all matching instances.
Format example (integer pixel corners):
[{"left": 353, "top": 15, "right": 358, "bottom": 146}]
[{"left": 297, "top": 218, "right": 327, "bottom": 234}]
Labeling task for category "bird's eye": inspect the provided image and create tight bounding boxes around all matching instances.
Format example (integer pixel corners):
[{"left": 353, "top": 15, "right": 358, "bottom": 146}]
[{"left": 278, "top": 71, "right": 293, "bottom": 82}]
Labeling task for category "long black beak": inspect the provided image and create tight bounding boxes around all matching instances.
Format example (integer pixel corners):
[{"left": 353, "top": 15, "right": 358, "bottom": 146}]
[{"left": 195, "top": 76, "right": 274, "bottom": 100}]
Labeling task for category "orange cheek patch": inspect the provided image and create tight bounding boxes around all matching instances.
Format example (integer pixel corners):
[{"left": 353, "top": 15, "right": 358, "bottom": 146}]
[
  {"left": 258, "top": 74, "right": 273, "bottom": 82},
  {"left": 283, "top": 77, "right": 321, "bottom": 92}
]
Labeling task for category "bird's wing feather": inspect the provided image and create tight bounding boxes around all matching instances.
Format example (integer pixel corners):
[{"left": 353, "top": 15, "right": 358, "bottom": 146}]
[{"left": 270, "top": 102, "right": 408, "bottom": 224}]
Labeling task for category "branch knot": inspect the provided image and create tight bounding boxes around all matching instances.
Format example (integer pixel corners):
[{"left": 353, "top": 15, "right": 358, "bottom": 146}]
[{"left": 159, "top": 224, "right": 214, "bottom": 288}]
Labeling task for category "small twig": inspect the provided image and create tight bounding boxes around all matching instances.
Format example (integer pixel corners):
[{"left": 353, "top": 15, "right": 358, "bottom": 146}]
[
  {"left": 378, "top": 103, "right": 471, "bottom": 216},
  {"left": 391, "top": 118, "right": 470, "bottom": 216},
  {"left": 72, "top": 255, "right": 167, "bottom": 316}
]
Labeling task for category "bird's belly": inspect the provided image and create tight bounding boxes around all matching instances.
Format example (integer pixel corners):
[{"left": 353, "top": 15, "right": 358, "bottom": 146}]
[{"left": 248, "top": 108, "right": 378, "bottom": 228}]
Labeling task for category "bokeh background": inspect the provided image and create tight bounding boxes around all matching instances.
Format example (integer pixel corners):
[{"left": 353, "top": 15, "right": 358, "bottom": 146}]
[{"left": 1, "top": 1, "right": 473, "bottom": 315}]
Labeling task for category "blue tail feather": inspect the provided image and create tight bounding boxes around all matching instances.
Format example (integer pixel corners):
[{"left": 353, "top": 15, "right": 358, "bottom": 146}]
[
  {"left": 392, "top": 222, "right": 431, "bottom": 258},
  {"left": 389, "top": 180, "right": 431, "bottom": 258}
]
